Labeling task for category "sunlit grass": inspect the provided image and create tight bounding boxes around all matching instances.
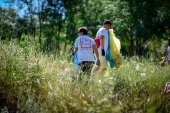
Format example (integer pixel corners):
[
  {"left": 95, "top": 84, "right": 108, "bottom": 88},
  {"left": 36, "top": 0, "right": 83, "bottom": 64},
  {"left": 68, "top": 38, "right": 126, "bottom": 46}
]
[{"left": 0, "top": 42, "right": 170, "bottom": 113}]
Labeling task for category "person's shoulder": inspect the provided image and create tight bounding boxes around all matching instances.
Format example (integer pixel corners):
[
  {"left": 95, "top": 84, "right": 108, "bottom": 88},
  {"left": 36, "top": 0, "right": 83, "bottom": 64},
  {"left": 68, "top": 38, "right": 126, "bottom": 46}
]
[
  {"left": 100, "top": 27, "right": 107, "bottom": 31},
  {"left": 83, "top": 36, "right": 93, "bottom": 41},
  {"left": 75, "top": 36, "right": 81, "bottom": 42},
  {"left": 84, "top": 36, "right": 92, "bottom": 40},
  {"left": 77, "top": 35, "right": 89, "bottom": 41},
  {"left": 88, "top": 37, "right": 95, "bottom": 45},
  {"left": 76, "top": 36, "right": 82, "bottom": 39},
  {"left": 98, "top": 27, "right": 107, "bottom": 33}
]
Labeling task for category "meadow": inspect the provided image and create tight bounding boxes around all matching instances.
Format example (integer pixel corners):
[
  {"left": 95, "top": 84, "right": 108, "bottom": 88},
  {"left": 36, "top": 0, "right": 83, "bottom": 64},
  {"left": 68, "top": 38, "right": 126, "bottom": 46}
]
[{"left": 0, "top": 41, "right": 170, "bottom": 113}]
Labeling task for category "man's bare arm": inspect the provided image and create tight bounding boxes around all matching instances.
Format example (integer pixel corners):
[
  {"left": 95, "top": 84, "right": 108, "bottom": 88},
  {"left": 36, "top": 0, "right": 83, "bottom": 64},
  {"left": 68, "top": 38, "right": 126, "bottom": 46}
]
[
  {"left": 100, "top": 35, "right": 105, "bottom": 49},
  {"left": 93, "top": 45, "right": 100, "bottom": 66},
  {"left": 93, "top": 45, "right": 99, "bottom": 60},
  {"left": 99, "top": 35, "right": 105, "bottom": 56}
]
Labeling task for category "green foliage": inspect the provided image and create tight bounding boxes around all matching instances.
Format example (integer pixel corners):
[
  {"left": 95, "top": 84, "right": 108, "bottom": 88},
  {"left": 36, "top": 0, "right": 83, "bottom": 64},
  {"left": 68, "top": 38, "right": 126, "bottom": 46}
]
[
  {"left": 1, "top": 0, "right": 170, "bottom": 55},
  {"left": 0, "top": 42, "right": 170, "bottom": 112},
  {"left": 0, "top": 8, "right": 18, "bottom": 40}
]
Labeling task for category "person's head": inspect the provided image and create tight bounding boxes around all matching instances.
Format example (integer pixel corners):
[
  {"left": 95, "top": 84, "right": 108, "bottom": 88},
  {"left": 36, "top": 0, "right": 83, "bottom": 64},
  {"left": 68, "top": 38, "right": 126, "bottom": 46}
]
[
  {"left": 78, "top": 27, "right": 88, "bottom": 36},
  {"left": 103, "top": 20, "right": 112, "bottom": 30}
]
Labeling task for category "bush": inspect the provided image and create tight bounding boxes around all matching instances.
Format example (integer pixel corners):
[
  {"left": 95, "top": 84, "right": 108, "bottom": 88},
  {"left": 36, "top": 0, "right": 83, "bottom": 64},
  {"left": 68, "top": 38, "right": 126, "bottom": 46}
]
[{"left": 0, "top": 42, "right": 170, "bottom": 113}]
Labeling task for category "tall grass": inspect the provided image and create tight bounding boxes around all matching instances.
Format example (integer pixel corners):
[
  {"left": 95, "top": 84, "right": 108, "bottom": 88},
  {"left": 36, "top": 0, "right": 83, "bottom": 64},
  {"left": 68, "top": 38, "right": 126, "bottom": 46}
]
[{"left": 0, "top": 42, "right": 170, "bottom": 113}]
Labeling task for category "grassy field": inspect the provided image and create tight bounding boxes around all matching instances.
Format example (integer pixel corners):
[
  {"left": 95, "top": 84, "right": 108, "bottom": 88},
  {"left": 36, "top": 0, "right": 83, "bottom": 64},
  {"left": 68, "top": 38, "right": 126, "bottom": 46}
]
[{"left": 0, "top": 42, "right": 170, "bottom": 113}]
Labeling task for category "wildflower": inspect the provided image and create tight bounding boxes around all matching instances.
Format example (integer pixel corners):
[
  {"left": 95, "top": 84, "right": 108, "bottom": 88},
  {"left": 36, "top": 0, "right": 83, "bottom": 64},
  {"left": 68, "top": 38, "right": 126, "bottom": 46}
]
[
  {"left": 48, "top": 81, "right": 53, "bottom": 90},
  {"left": 64, "top": 68, "right": 70, "bottom": 73},
  {"left": 140, "top": 73, "right": 146, "bottom": 76},
  {"left": 119, "top": 101, "right": 123, "bottom": 106},
  {"left": 136, "top": 64, "right": 139, "bottom": 70},
  {"left": 109, "top": 77, "right": 114, "bottom": 80}
]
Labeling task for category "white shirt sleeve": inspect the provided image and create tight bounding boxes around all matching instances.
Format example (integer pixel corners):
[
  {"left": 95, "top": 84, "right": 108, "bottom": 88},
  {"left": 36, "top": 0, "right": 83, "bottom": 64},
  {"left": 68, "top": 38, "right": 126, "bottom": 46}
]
[
  {"left": 74, "top": 39, "right": 78, "bottom": 48},
  {"left": 99, "top": 29, "right": 108, "bottom": 39}
]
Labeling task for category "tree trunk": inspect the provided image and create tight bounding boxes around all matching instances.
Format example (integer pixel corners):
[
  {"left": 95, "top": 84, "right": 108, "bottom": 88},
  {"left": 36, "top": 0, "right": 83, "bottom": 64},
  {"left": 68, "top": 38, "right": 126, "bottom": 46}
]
[
  {"left": 38, "top": 0, "right": 42, "bottom": 50},
  {"left": 130, "top": 27, "right": 134, "bottom": 56}
]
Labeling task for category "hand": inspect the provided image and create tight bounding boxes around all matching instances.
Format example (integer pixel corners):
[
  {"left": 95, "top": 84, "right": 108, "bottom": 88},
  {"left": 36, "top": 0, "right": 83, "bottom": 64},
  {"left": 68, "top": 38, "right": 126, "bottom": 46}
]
[
  {"left": 101, "top": 49, "right": 105, "bottom": 56},
  {"left": 96, "top": 59, "right": 100, "bottom": 66}
]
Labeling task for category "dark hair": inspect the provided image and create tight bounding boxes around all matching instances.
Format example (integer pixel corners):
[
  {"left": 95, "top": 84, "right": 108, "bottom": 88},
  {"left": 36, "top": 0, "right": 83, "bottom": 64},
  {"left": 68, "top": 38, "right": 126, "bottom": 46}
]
[
  {"left": 168, "top": 37, "right": 170, "bottom": 46},
  {"left": 78, "top": 27, "right": 88, "bottom": 35},
  {"left": 103, "top": 20, "right": 112, "bottom": 25}
]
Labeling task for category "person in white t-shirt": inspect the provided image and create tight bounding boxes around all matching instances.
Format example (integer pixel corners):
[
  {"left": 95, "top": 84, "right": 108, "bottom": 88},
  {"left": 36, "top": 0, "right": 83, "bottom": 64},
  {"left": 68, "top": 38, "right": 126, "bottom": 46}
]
[
  {"left": 95, "top": 20, "right": 112, "bottom": 74},
  {"left": 73, "top": 27, "right": 100, "bottom": 78},
  {"left": 166, "top": 38, "right": 170, "bottom": 64}
]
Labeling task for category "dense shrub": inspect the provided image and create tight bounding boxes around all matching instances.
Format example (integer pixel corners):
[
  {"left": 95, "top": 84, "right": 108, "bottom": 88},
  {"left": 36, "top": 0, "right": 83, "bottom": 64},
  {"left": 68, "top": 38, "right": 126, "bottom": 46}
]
[{"left": 0, "top": 42, "right": 170, "bottom": 113}]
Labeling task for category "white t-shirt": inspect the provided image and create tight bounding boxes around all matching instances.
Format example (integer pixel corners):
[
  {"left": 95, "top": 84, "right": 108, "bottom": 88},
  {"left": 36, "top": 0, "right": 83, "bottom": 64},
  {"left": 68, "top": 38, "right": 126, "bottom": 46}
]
[
  {"left": 167, "top": 46, "right": 170, "bottom": 60},
  {"left": 96, "top": 27, "right": 108, "bottom": 53},
  {"left": 74, "top": 35, "right": 96, "bottom": 63}
]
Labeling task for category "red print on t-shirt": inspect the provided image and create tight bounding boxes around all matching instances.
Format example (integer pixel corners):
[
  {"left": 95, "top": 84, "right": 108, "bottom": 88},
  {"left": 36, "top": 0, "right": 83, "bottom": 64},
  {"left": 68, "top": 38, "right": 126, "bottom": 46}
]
[{"left": 80, "top": 38, "right": 91, "bottom": 49}]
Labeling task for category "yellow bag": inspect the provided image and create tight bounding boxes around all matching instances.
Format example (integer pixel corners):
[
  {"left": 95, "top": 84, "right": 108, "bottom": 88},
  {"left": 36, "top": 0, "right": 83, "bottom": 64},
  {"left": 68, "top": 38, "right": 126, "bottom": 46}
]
[{"left": 109, "top": 29, "right": 122, "bottom": 69}]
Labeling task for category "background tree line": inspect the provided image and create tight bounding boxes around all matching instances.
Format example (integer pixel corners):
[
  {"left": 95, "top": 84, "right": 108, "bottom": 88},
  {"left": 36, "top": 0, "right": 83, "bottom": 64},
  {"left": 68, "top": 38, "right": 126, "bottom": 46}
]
[{"left": 0, "top": 0, "right": 170, "bottom": 57}]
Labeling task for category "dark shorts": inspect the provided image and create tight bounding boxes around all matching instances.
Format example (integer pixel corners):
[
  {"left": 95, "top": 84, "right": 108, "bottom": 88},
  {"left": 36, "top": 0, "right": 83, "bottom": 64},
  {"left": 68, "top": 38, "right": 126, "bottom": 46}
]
[{"left": 78, "top": 61, "right": 94, "bottom": 75}]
